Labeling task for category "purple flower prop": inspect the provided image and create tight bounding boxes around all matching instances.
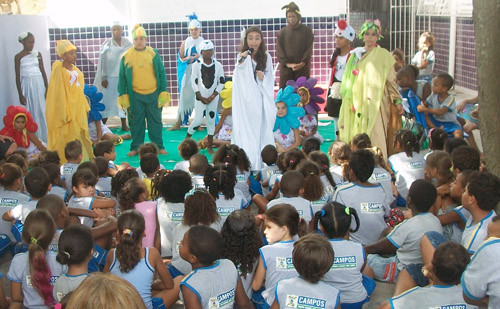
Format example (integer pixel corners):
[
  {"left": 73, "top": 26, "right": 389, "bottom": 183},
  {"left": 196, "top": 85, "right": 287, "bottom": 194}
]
[{"left": 286, "top": 76, "right": 325, "bottom": 116}]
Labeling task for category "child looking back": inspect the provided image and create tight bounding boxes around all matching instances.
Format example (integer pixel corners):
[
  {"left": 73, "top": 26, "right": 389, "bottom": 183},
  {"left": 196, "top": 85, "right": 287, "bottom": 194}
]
[
  {"left": 179, "top": 225, "right": 253, "bottom": 308},
  {"left": 272, "top": 234, "right": 341, "bottom": 309},
  {"left": 417, "top": 74, "right": 463, "bottom": 138},
  {"left": 174, "top": 138, "right": 198, "bottom": 173},
  {"left": 94, "top": 140, "right": 130, "bottom": 177}
]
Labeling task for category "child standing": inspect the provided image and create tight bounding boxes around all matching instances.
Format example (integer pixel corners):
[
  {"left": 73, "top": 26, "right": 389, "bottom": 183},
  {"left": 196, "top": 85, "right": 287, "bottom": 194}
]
[
  {"left": 61, "top": 140, "right": 82, "bottom": 192},
  {"left": 119, "top": 177, "right": 159, "bottom": 250},
  {"left": 104, "top": 210, "right": 174, "bottom": 309},
  {"left": 174, "top": 138, "right": 199, "bottom": 172},
  {"left": 252, "top": 204, "right": 306, "bottom": 308},
  {"left": 272, "top": 234, "right": 341, "bottom": 309},
  {"left": 315, "top": 202, "right": 372, "bottom": 308},
  {"left": 14, "top": 32, "right": 48, "bottom": 142},
  {"left": 388, "top": 130, "right": 426, "bottom": 206},
  {"left": 155, "top": 170, "right": 192, "bottom": 257},
  {"left": 169, "top": 190, "right": 221, "bottom": 277},
  {"left": 411, "top": 32, "right": 435, "bottom": 82},
  {"left": 117, "top": 24, "right": 170, "bottom": 156},
  {"left": 0, "top": 163, "right": 29, "bottom": 207},
  {"left": 53, "top": 224, "right": 93, "bottom": 302},
  {"left": 417, "top": 74, "right": 463, "bottom": 138},
  {"left": 45, "top": 40, "right": 93, "bottom": 162},
  {"left": 221, "top": 210, "right": 263, "bottom": 298},
  {"left": 186, "top": 39, "right": 225, "bottom": 154},
  {"left": 179, "top": 225, "right": 253, "bottom": 308},
  {"left": 334, "top": 150, "right": 391, "bottom": 245},
  {"left": 7, "top": 209, "right": 65, "bottom": 308}
]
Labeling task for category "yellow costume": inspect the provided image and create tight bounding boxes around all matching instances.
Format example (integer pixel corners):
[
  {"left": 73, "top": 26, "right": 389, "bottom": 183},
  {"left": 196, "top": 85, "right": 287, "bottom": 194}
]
[{"left": 45, "top": 61, "right": 93, "bottom": 162}]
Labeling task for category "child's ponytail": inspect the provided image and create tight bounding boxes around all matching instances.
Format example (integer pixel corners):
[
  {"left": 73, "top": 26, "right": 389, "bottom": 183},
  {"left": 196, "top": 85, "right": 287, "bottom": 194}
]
[
  {"left": 368, "top": 146, "right": 393, "bottom": 176},
  {"left": 0, "top": 163, "right": 23, "bottom": 188},
  {"left": 265, "top": 204, "right": 308, "bottom": 237},
  {"left": 119, "top": 177, "right": 146, "bottom": 212},
  {"left": 204, "top": 163, "right": 236, "bottom": 200},
  {"left": 56, "top": 225, "right": 94, "bottom": 266},
  {"left": 308, "top": 151, "right": 336, "bottom": 188},
  {"left": 396, "top": 130, "right": 418, "bottom": 157},
  {"left": 116, "top": 210, "right": 145, "bottom": 273},
  {"left": 284, "top": 148, "right": 306, "bottom": 171},
  {"left": 315, "top": 202, "right": 359, "bottom": 239},
  {"left": 297, "top": 160, "right": 324, "bottom": 202},
  {"left": 151, "top": 169, "right": 170, "bottom": 200},
  {"left": 23, "top": 209, "right": 57, "bottom": 307}
]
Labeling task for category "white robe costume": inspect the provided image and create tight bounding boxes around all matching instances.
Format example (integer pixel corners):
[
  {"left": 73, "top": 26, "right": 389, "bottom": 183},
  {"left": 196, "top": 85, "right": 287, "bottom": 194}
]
[
  {"left": 177, "top": 36, "right": 204, "bottom": 120},
  {"left": 231, "top": 51, "right": 276, "bottom": 170},
  {"left": 94, "top": 37, "right": 132, "bottom": 118},
  {"left": 19, "top": 51, "right": 48, "bottom": 142}
]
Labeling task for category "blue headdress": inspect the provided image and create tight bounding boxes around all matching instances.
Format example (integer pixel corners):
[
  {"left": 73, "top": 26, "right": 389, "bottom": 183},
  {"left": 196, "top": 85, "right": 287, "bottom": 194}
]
[
  {"left": 186, "top": 12, "right": 201, "bottom": 29},
  {"left": 84, "top": 84, "right": 105, "bottom": 123},
  {"left": 273, "top": 85, "right": 305, "bottom": 134}
]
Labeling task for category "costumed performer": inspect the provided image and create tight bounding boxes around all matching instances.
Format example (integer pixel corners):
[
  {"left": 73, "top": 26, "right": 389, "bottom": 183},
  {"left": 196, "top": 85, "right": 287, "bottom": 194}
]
[
  {"left": 169, "top": 13, "right": 204, "bottom": 131},
  {"left": 45, "top": 40, "right": 94, "bottom": 163},
  {"left": 14, "top": 31, "right": 48, "bottom": 142},
  {"left": 185, "top": 39, "right": 225, "bottom": 154},
  {"left": 1, "top": 105, "right": 46, "bottom": 160},
  {"left": 231, "top": 26, "right": 276, "bottom": 171},
  {"left": 286, "top": 76, "right": 325, "bottom": 143},
  {"left": 338, "top": 19, "right": 403, "bottom": 159},
  {"left": 276, "top": 2, "right": 314, "bottom": 89},
  {"left": 94, "top": 23, "right": 132, "bottom": 131},
  {"left": 117, "top": 24, "right": 170, "bottom": 156},
  {"left": 273, "top": 85, "right": 305, "bottom": 153}
]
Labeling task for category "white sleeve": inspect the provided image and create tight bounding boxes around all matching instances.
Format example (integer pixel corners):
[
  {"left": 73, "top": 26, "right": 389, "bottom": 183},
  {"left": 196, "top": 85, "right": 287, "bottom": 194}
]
[
  {"left": 462, "top": 243, "right": 493, "bottom": 301},
  {"left": 387, "top": 220, "right": 409, "bottom": 249},
  {"left": 11, "top": 205, "right": 23, "bottom": 221},
  {"left": 215, "top": 62, "right": 225, "bottom": 94},
  {"left": 191, "top": 62, "right": 201, "bottom": 93}
]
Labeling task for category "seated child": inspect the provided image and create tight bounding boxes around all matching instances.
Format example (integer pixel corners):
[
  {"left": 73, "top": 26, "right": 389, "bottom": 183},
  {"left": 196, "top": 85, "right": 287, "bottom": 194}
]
[
  {"left": 93, "top": 140, "right": 130, "bottom": 177},
  {"left": 41, "top": 163, "right": 67, "bottom": 202},
  {"left": 266, "top": 170, "right": 313, "bottom": 225},
  {"left": 136, "top": 143, "right": 165, "bottom": 179},
  {"left": 0, "top": 105, "right": 46, "bottom": 161},
  {"left": 296, "top": 160, "right": 327, "bottom": 215},
  {"left": 301, "top": 136, "right": 321, "bottom": 156},
  {"left": 364, "top": 180, "right": 442, "bottom": 296},
  {"left": 94, "top": 156, "right": 112, "bottom": 198},
  {"left": 381, "top": 242, "right": 473, "bottom": 309},
  {"left": 417, "top": 73, "right": 463, "bottom": 138},
  {"left": 188, "top": 154, "right": 209, "bottom": 189},
  {"left": 425, "top": 128, "right": 447, "bottom": 159},
  {"left": 462, "top": 216, "right": 500, "bottom": 308},
  {"left": 273, "top": 86, "right": 304, "bottom": 153},
  {"left": 179, "top": 225, "right": 252, "bottom": 308},
  {"left": 328, "top": 140, "right": 351, "bottom": 186},
  {"left": 308, "top": 151, "right": 337, "bottom": 203},
  {"left": 0, "top": 163, "right": 30, "bottom": 207},
  {"left": 334, "top": 150, "right": 391, "bottom": 245},
  {"left": 272, "top": 234, "right": 340, "bottom": 309},
  {"left": 185, "top": 39, "right": 225, "bottom": 154},
  {"left": 61, "top": 140, "right": 82, "bottom": 192},
  {"left": 213, "top": 144, "right": 252, "bottom": 202},
  {"left": 6, "top": 152, "right": 29, "bottom": 177},
  {"left": 139, "top": 153, "right": 160, "bottom": 200},
  {"left": 155, "top": 169, "right": 192, "bottom": 257},
  {"left": 256, "top": 145, "right": 280, "bottom": 197},
  {"left": 174, "top": 138, "right": 198, "bottom": 173},
  {"left": 444, "top": 137, "right": 468, "bottom": 155},
  {"left": 451, "top": 146, "right": 480, "bottom": 175}
]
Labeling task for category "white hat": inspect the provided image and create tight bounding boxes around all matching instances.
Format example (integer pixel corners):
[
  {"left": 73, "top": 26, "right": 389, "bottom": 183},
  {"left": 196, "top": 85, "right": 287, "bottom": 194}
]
[
  {"left": 334, "top": 20, "right": 355, "bottom": 42},
  {"left": 200, "top": 40, "right": 214, "bottom": 51}
]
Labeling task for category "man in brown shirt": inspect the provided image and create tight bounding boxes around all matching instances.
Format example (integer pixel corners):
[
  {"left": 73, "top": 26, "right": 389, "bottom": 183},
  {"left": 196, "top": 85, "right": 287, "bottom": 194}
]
[{"left": 276, "top": 2, "right": 314, "bottom": 89}]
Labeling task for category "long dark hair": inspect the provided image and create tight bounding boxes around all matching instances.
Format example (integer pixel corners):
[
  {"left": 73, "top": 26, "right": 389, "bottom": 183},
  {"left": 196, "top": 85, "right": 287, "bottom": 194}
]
[
  {"left": 241, "top": 26, "right": 268, "bottom": 72},
  {"left": 116, "top": 210, "right": 145, "bottom": 273}
]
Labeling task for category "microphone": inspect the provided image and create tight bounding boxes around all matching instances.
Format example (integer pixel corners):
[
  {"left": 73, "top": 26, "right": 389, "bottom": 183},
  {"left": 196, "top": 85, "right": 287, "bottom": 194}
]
[
  {"left": 248, "top": 48, "right": 254, "bottom": 55},
  {"left": 238, "top": 48, "right": 255, "bottom": 63}
]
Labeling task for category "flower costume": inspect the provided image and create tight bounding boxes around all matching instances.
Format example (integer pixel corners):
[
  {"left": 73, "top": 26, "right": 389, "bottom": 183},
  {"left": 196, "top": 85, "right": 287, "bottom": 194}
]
[
  {"left": 215, "top": 81, "right": 233, "bottom": 141},
  {"left": 273, "top": 85, "right": 305, "bottom": 150},
  {"left": 85, "top": 84, "right": 114, "bottom": 142}
]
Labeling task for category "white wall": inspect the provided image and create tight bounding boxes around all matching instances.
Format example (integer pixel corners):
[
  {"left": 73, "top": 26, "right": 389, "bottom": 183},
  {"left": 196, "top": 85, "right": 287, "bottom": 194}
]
[
  {"left": 0, "top": 15, "right": 50, "bottom": 117},
  {"left": 44, "top": 0, "right": 346, "bottom": 28}
]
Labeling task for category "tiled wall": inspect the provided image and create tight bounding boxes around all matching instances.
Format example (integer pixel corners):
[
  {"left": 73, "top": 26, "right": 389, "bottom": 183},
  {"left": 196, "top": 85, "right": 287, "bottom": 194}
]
[
  {"left": 429, "top": 17, "right": 450, "bottom": 78},
  {"left": 49, "top": 16, "right": 341, "bottom": 105}
]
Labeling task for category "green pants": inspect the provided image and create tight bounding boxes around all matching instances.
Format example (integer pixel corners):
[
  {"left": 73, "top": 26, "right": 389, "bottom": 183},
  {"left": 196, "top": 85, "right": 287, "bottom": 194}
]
[{"left": 128, "top": 91, "right": 164, "bottom": 151}]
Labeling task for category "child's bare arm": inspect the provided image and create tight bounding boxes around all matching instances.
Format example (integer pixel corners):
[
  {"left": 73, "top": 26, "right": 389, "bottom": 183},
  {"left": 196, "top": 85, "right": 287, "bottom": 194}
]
[
  {"left": 154, "top": 212, "right": 161, "bottom": 252},
  {"left": 364, "top": 237, "right": 397, "bottom": 256},
  {"left": 234, "top": 278, "right": 253, "bottom": 309},
  {"left": 68, "top": 207, "right": 98, "bottom": 218},
  {"left": 91, "top": 215, "right": 117, "bottom": 239},
  {"left": 10, "top": 281, "right": 23, "bottom": 309},
  {"left": 151, "top": 247, "right": 174, "bottom": 289},
  {"left": 251, "top": 256, "right": 266, "bottom": 291},
  {"left": 27, "top": 132, "right": 46, "bottom": 151},
  {"left": 92, "top": 197, "right": 116, "bottom": 209},
  {"left": 417, "top": 104, "right": 448, "bottom": 116},
  {"left": 438, "top": 211, "right": 464, "bottom": 226},
  {"left": 103, "top": 248, "right": 115, "bottom": 273},
  {"left": 181, "top": 285, "right": 203, "bottom": 309},
  {"left": 2, "top": 210, "right": 13, "bottom": 222}
]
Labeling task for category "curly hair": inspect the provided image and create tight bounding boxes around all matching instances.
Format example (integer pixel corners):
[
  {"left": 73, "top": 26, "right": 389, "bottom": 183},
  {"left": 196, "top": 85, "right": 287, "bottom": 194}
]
[
  {"left": 351, "top": 133, "right": 371, "bottom": 150},
  {"left": 34, "top": 150, "right": 61, "bottom": 166},
  {"left": 451, "top": 146, "right": 480, "bottom": 172},
  {"left": 111, "top": 169, "right": 139, "bottom": 197},
  {"left": 204, "top": 163, "right": 237, "bottom": 200},
  {"left": 426, "top": 151, "right": 454, "bottom": 186},
  {"left": 116, "top": 210, "right": 145, "bottom": 273},
  {"left": 156, "top": 169, "right": 192, "bottom": 203},
  {"left": 177, "top": 138, "right": 199, "bottom": 160},
  {"left": 283, "top": 148, "right": 306, "bottom": 171},
  {"left": 296, "top": 160, "right": 324, "bottom": 202},
  {"left": 183, "top": 190, "right": 220, "bottom": 226},
  {"left": 213, "top": 144, "right": 250, "bottom": 173},
  {"left": 308, "top": 151, "right": 336, "bottom": 187},
  {"left": 222, "top": 210, "right": 263, "bottom": 277},
  {"left": 119, "top": 177, "right": 147, "bottom": 212},
  {"left": 23, "top": 209, "right": 57, "bottom": 307},
  {"left": 240, "top": 26, "right": 268, "bottom": 72},
  {"left": 301, "top": 137, "right": 321, "bottom": 155},
  {"left": 138, "top": 142, "right": 158, "bottom": 158}
]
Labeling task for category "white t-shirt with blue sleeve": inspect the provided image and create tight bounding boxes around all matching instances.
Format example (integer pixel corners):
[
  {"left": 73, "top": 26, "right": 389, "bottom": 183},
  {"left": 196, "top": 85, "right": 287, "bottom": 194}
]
[
  {"left": 462, "top": 237, "right": 500, "bottom": 309},
  {"left": 0, "top": 190, "right": 30, "bottom": 207},
  {"left": 67, "top": 196, "right": 94, "bottom": 227},
  {"left": 60, "top": 162, "right": 79, "bottom": 192},
  {"left": 388, "top": 152, "right": 426, "bottom": 201},
  {"left": 215, "top": 189, "right": 249, "bottom": 225},
  {"left": 235, "top": 169, "right": 251, "bottom": 202},
  {"left": 267, "top": 196, "right": 313, "bottom": 223},
  {"left": 156, "top": 198, "right": 184, "bottom": 257},
  {"left": 425, "top": 93, "right": 459, "bottom": 123},
  {"left": 333, "top": 183, "right": 391, "bottom": 245},
  {"left": 387, "top": 212, "right": 443, "bottom": 270},
  {"left": 369, "top": 166, "right": 395, "bottom": 205},
  {"left": 260, "top": 164, "right": 280, "bottom": 196},
  {"left": 275, "top": 277, "right": 340, "bottom": 309},
  {"left": 48, "top": 185, "right": 67, "bottom": 202},
  {"left": 11, "top": 200, "right": 37, "bottom": 223},
  {"left": 411, "top": 50, "right": 435, "bottom": 76},
  {"left": 390, "top": 284, "right": 476, "bottom": 309},
  {"left": 95, "top": 176, "right": 112, "bottom": 198},
  {"left": 461, "top": 210, "right": 495, "bottom": 254},
  {"left": 191, "top": 174, "right": 205, "bottom": 189}
]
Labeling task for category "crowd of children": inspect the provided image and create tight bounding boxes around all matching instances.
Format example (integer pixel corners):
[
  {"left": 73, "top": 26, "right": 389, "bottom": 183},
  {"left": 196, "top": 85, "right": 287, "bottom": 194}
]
[{"left": 0, "top": 5, "right": 495, "bottom": 309}]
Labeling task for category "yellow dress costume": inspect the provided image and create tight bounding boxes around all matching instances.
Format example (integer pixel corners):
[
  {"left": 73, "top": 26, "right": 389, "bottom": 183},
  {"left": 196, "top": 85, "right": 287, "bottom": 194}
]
[{"left": 45, "top": 61, "right": 93, "bottom": 162}]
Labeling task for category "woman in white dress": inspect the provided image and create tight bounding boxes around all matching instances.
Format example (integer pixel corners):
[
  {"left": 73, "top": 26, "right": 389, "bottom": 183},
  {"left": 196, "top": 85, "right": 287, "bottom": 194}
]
[
  {"left": 14, "top": 32, "right": 48, "bottom": 142},
  {"left": 94, "top": 24, "right": 132, "bottom": 131},
  {"left": 231, "top": 26, "right": 276, "bottom": 171}
]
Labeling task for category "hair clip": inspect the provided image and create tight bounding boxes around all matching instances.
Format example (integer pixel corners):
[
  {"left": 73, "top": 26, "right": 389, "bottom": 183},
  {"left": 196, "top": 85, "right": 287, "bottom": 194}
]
[
  {"left": 63, "top": 251, "right": 71, "bottom": 259},
  {"left": 299, "top": 217, "right": 303, "bottom": 223},
  {"left": 30, "top": 237, "right": 38, "bottom": 244},
  {"left": 184, "top": 189, "right": 197, "bottom": 198},
  {"left": 126, "top": 167, "right": 132, "bottom": 170},
  {"left": 320, "top": 209, "right": 326, "bottom": 217},
  {"left": 310, "top": 171, "right": 314, "bottom": 175},
  {"left": 122, "top": 229, "right": 133, "bottom": 237},
  {"left": 322, "top": 164, "right": 328, "bottom": 169},
  {"left": 344, "top": 207, "right": 350, "bottom": 216},
  {"left": 289, "top": 159, "right": 295, "bottom": 164}
]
